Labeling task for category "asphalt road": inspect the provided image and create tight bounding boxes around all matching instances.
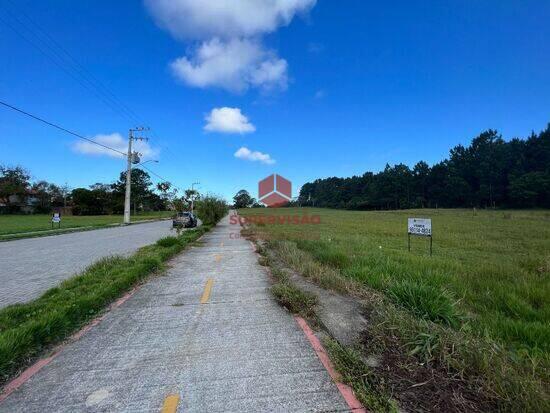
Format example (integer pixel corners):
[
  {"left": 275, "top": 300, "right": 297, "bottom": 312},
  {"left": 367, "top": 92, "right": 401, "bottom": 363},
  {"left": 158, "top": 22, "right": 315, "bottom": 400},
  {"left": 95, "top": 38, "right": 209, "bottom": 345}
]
[
  {"left": 0, "top": 215, "right": 350, "bottom": 412},
  {"left": 0, "top": 220, "right": 175, "bottom": 309}
]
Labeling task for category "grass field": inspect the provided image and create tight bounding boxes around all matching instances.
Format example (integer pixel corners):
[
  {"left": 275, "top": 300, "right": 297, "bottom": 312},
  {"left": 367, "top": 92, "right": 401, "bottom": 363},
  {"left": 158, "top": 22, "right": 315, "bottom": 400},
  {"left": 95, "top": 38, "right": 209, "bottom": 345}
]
[
  {"left": 240, "top": 207, "right": 550, "bottom": 410},
  {"left": 0, "top": 211, "right": 172, "bottom": 237}
]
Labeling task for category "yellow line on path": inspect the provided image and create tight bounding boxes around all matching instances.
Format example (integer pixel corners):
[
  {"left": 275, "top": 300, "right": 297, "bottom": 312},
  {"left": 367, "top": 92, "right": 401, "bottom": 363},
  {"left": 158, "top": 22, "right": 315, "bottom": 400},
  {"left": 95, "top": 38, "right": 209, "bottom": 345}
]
[
  {"left": 161, "top": 394, "right": 180, "bottom": 413},
  {"left": 200, "top": 278, "right": 214, "bottom": 304}
]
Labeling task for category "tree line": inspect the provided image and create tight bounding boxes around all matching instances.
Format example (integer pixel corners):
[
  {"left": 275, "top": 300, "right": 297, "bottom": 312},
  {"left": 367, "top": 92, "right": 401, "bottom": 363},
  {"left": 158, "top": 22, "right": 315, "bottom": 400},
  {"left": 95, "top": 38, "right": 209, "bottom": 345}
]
[
  {"left": 0, "top": 165, "right": 199, "bottom": 215},
  {"left": 298, "top": 125, "right": 550, "bottom": 209}
]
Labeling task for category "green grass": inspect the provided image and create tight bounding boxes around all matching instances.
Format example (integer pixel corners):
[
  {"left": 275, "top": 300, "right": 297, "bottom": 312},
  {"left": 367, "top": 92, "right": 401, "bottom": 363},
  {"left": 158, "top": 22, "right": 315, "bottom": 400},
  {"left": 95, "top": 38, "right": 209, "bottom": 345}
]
[
  {"left": 324, "top": 338, "right": 399, "bottom": 412},
  {"left": 0, "top": 211, "right": 172, "bottom": 237},
  {"left": 0, "top": 225, "right": 209, "bottom": 383},
  {"left": 240, "top": 207, "right": 550, "bottom": 410}
]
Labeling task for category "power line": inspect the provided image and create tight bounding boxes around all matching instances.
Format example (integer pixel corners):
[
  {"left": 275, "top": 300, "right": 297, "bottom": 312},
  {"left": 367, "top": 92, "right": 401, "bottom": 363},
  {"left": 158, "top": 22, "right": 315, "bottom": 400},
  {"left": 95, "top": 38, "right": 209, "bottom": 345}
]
[
  {"left": 0, "top": 3, "right": 193, "bottom": 176},
  {"left": 8, "top": 0, "right": 143, "bottom": 124},
  {"left": 0, "top": 100, "right": 127, "bottom": 157},
  {"left": 0, "top": 12, "right": 134, "bottom": 124},
  {"left": 0, "top": 99, "right": 190, "bottom": 194},
  {"left": 0, "top": 6, "right": 196, "bottom": 194}
]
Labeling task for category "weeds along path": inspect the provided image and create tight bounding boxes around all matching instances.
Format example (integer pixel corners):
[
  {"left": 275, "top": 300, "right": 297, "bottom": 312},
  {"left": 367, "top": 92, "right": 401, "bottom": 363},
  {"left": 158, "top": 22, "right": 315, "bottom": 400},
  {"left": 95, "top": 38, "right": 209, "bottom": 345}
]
[{"left": 0, "top": 215, "right": 351, "bottom": 412}]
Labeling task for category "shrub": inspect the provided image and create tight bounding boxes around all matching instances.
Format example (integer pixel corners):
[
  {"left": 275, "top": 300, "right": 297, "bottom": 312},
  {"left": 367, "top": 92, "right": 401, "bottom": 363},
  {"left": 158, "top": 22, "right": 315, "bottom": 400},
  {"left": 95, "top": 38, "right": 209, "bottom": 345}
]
[
  {"left": 387, "top": 280, "right": 461, "bottom": 328},
  {"left": 194, "top": 195, "right": 228, "bottom": 226},
  {"left": 156, "top": 236, "right": 180, "bottom": 247}
]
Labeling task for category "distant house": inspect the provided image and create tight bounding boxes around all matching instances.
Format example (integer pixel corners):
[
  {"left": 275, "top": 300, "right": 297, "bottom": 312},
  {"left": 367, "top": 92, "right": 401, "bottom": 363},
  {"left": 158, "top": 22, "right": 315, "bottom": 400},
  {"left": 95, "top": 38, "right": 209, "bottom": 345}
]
[{"left": 0, "top": 190, "right": 40, "bottom": 213}]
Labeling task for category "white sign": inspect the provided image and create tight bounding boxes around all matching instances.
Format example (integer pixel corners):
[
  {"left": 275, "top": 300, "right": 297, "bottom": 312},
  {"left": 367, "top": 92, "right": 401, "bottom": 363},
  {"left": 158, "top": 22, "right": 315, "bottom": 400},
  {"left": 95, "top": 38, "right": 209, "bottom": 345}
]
[
  {"left": 408, "top": 218, "right": 431, "bottom": 236},
  {"left": 52, "top": 213, "right": 61, "bottom": 223}
]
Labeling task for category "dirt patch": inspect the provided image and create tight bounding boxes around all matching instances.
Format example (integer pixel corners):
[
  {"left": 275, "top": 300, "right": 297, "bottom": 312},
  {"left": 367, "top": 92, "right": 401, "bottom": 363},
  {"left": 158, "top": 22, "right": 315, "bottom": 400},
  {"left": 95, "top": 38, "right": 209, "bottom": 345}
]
[{"left": 363, "top": 327, "right": 496, "bottom": 413}]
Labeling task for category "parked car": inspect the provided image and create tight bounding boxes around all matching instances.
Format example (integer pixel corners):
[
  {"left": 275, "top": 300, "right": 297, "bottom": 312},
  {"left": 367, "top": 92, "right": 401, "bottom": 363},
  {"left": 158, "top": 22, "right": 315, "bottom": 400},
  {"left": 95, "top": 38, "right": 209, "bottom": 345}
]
[{"left": 172, "top": 211, "right": 197, "bottom": 229}]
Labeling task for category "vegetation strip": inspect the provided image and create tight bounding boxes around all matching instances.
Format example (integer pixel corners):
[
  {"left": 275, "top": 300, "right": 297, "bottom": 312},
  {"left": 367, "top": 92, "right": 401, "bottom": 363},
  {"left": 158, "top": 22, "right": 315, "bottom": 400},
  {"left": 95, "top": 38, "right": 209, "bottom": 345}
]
[
  {"left": 0, "top": 211, "right": 173, "bottom": 237},
  {"left": 295, "top": 316, "right": 366, "bottom": 412},
  {"left": 0, "top": 225, "right": 210, "bottom": 386},
  {"left": 242, "top": 207, "right": 550, "bottom": 412},
  {"left": 0, "top": 216, "right": 172, "bottom": 242},
  {"left": 0, "top": 287, "right": 137, "bottom": 402}
]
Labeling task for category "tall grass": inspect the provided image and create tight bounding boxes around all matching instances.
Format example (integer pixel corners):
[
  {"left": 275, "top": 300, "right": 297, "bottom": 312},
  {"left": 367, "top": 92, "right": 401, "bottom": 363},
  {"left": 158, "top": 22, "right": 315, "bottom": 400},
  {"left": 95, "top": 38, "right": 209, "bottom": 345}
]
[{"left": 241, "top": 207, "right": 550, "bottom": 410}]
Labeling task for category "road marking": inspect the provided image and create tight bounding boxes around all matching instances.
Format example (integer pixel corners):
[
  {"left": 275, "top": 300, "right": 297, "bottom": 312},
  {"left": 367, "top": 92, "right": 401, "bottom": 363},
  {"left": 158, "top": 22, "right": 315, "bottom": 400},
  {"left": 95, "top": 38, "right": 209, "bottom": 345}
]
[
  {"left": 200, "top": 278, "right": 214, "bottom": 304},
  {"left": 295, "top": 316, "right": 366, "bottom": 413},
  {"left": 161, "top": 394, "right": 180, "bottom": 413}
]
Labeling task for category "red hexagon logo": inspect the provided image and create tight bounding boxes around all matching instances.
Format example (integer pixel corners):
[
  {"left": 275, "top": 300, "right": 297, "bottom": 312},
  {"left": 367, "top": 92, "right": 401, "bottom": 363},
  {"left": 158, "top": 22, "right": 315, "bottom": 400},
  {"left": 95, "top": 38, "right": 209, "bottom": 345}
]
[{"left": 258, "top": 174, "right": 292, "bottom": 207}]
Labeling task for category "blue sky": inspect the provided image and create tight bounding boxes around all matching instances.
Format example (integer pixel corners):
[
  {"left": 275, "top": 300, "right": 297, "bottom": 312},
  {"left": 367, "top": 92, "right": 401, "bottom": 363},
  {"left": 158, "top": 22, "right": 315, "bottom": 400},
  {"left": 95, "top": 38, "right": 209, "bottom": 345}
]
[{"left": 1, "top": 0, "right": 549, "bottom": 201}]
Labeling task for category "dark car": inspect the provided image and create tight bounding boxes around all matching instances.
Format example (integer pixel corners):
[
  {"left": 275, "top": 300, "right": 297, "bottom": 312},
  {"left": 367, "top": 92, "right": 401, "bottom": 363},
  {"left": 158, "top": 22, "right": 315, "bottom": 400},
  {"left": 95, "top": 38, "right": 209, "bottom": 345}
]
[{"left": 172, "top": 211, "right": 197, "bottom": 229}]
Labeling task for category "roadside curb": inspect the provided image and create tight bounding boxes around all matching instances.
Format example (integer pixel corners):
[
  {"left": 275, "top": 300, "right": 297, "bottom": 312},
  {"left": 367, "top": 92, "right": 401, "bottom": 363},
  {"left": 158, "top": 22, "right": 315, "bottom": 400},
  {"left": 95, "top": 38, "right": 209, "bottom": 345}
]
[
  {"left": 0, "top": 286, "right": 140, "bottom": 402},
  {"left": 295, "top": 316, "right": 367, "bottom": 412},
  {"left": 247, "top": 235, "right": 367, "bottom": 412}
]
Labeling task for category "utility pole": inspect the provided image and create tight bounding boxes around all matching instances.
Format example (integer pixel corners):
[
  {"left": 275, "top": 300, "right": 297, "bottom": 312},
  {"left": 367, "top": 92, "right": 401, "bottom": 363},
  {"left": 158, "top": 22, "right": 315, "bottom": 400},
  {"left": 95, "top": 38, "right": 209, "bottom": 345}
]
[
  {"left": 191, "top": 182, "right": 200, "bottom": 214},
  {"left": 124, "top": 127, "right": 149, "bottom": 224}
]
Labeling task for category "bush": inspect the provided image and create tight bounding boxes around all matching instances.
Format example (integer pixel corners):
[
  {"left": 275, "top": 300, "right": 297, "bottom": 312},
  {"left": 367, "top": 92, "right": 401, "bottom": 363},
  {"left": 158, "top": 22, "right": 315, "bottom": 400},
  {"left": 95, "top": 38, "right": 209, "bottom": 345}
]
[
  {"left": 156, "top": 236, "right": 180, "bottom": 247},
  {"left": 387, "top": 280, "right": 461, "bottom": 328},
  {"left": 194, "top": 195, "right": 228, "bottom": 226}
]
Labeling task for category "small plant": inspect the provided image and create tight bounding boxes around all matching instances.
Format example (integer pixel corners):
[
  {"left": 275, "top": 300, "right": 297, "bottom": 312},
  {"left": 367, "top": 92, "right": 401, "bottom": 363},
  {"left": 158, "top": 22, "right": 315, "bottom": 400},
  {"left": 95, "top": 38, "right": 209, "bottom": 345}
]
[
  {"left": 324, "top": 338, "right": 399, "bottom": 412},
  {"left": 388, "top": 280, "right": 462, "bottom": 328},
  {"left": 271, "top": 283, "right": 317, "bottom": 318},
  {"left": 156, "top": 236, "right": 180, "bottom": 247},
  {"left": 407, "top": 331, "right": 441, "bottom": 363}
]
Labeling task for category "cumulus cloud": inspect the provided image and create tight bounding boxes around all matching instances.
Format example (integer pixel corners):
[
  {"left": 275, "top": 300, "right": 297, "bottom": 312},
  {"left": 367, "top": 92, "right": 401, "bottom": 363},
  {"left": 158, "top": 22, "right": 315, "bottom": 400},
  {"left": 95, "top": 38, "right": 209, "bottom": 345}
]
[
  {"left": 72, "top": 133, "right": 158, "bottom": 159},
  {"left": 204, "top": 107, "right": 255, "bottom": 134},
  {"left": 145, "top": 0, "right": 316, "bottom": 93},
  {"left": 234, "top": 146, "right": 275, "bottom": 164},
  {"left": 145, "top": 0, "right": 316, "bottom": 40},
  {"left": 171, "top": 38, "right": 287, "bottom": 92}
]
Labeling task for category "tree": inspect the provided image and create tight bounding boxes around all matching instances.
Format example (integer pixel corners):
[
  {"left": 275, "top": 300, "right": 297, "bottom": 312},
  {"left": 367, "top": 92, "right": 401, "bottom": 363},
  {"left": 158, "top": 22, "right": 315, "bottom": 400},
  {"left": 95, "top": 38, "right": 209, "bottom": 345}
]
[
  {"left": 31, "top": 180, "right": 56, "bottom": 212},
  {"left": 157, "top": 181, "right": 178, "bottom": 209},
  {"left": 297, "top": 124, "right": 550, "bottom": 210},
  {"left": 112, "top": 168, "right": 153, "bottom": 213},
  {"left": 233, "top": 190, "right": 254, "bottom": 208},
  {"left": 0, "top": 165, "right": 30, "bottom": 212}
]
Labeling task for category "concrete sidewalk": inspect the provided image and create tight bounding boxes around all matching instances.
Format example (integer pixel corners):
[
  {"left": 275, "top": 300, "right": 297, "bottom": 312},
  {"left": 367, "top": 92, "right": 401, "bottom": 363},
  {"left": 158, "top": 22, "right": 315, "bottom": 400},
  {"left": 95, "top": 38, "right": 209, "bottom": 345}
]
[{"left": 0, "top": 215, "right": 351, "bottom": 412}]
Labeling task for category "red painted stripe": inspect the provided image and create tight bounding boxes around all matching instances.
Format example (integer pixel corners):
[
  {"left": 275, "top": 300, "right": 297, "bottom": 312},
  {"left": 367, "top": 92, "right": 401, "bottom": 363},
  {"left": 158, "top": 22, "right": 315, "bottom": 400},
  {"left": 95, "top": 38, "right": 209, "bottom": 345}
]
[
  {"left": 0, "top": 286, "right": 139, "bottom": 403},
  {"left": 295, "top": 316, "right": 367, "bottom": 412}
]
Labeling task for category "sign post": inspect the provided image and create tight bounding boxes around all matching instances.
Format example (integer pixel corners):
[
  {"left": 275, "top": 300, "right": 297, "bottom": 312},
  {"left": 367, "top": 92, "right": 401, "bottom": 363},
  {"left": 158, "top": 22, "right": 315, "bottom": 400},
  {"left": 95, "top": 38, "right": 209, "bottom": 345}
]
[
  {"left": 52, "top": 212, "right": 61, "bottom": 229},
  {"left": 407, "top": 218, "right": 432, "bottom": 256}
]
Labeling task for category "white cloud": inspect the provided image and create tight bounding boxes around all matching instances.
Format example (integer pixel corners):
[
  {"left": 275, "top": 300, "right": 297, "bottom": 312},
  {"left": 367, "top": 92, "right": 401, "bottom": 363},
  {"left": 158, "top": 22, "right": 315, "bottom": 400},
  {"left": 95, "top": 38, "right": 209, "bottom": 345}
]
[
  {"left": 234, "top": 146, "right": 275, "bottom": 164},
  {"left": 171, "top": 38, "right": 287, "bottom": 92},
  {"left": 145, "top": 0, "right": 316, "bottom": 40},
  {"left": 204, "top": 107, "right": 255, "bottom": 134},
  {"left": 72, "top": 133, "right": 158, "bottom": 159},
  {"left": 145, "top": 0, "right": 316, "bottom": 93}
]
